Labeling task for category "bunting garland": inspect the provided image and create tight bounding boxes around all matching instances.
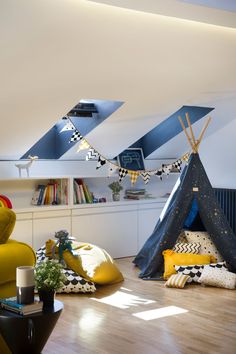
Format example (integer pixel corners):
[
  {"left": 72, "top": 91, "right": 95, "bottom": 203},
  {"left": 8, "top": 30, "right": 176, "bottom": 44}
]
[{"left": 64, "top": 116, "right": 189, "bottom": 186}]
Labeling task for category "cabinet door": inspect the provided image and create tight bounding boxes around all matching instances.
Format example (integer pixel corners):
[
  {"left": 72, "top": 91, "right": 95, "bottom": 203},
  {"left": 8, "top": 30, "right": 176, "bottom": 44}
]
[
  {"left": 137, "top": 203, "right": 165, "bottom": 251},
  {"left": 72, "top": 205, "right": 138, "bottom": 258},
  {"left": 33, "top": 210, "right": 71, "bottom": 250},
  {"left": 12, "top": 213, "right": 33, "bottom": 246}
]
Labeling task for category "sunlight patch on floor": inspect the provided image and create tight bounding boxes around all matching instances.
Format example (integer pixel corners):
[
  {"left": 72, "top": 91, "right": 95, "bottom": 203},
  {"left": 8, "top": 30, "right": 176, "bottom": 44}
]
[
  {"left": 132, "top": 306, "right": 188, "bottom": 321},
  {"left": 91, "top": 290, "right": 155, "bottom": 309}
]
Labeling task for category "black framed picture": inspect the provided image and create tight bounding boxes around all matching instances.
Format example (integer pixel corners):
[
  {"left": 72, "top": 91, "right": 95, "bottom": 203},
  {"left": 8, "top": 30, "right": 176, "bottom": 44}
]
[{"left": 117, "top": 148, "right": 145, "bottom": 171}]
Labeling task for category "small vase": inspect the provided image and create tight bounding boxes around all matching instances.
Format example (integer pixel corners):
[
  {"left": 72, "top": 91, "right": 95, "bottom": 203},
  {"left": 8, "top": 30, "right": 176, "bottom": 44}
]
[
  {"left": 112, "top": 193, "right": 120, "bottom": 201},
  {"left": 38, "top": 289, "right": 55, "bottom": 309}
]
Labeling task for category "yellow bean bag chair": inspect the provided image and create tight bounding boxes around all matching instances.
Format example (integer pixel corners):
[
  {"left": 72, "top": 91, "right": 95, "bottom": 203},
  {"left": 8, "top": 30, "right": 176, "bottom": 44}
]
[
  {"left": 0, "top": 208, "right": 36, "bottom": 299},
  {"left": 63, "top": 242, "right": 124, "bottom": 285}
]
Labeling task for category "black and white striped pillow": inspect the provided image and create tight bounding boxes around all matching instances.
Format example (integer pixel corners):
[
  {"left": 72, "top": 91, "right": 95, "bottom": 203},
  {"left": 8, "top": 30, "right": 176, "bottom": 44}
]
[
  {"left": 175, "top": 261, "right": 228, "bottom": 283},
  {"left": 173, "top": 242, "right": 201, "bottom": 254}
]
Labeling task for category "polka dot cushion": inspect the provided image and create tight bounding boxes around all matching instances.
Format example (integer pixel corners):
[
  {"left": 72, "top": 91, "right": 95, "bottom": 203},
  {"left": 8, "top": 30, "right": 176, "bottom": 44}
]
[
  {"left": 36, "top": 246, "right": 96, "bottom": 293},
  {"left": 184, "top": 231, "right": 223, "bottom": 262}
]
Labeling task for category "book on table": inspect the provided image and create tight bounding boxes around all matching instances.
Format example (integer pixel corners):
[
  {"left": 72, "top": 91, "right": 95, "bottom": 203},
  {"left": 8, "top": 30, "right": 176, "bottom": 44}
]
[{"left": 0, "top": 296, "right": 43, "bottom": 315}]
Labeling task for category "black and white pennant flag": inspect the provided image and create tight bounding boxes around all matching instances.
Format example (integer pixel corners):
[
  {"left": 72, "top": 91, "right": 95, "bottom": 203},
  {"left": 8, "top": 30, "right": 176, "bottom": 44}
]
[
  {"left": 119, "top": 168, "right": 128, "bottom": 182},
  {"left": 141, "top": 172, "right": 151, "bottom": 184},
  {"left": 96, "top": 155, "right": 107, "bottom": 169},
  {"left": 162, "top": 164, "right": 172, "bottom": 176},
  {"left": 155, "top": 169, "right": 163, "bottom": 180},
  {"left": 69, "top": 130, "right": 83, "bottom": 143},
  {"left": 86, "top": 148, "right": 98, "bottom": 161},
  {"left": 172, "top": 159, "right": 182, "bottom": 172},
  {"left": 60, "top": 121, "right": 75, "bottom": 133}
]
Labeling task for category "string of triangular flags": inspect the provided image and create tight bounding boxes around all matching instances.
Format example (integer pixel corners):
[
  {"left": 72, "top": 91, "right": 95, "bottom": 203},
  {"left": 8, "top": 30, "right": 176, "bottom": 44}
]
[{"left": 61, "top": 116, "right": 190, "bottom": 185}]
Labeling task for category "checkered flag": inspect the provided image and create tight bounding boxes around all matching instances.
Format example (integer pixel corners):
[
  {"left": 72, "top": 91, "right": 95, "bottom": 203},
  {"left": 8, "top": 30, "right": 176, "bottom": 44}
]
[
  {"left": 128, "top": 171, "right": 139, "bottom": 185},
  {"left": 141, "top": 172, "right": 151, "bottom": 184},
  {"left": 119, "top": 168, "right": 128, "bottom": 182},
  {"left": 86, "top": 148, "right": 98, "bottom": 161},
  {"left": 69, "top": 130, "right": 83, "bottom": 143},
  {"left": 96, "top": 155, "right": 107, "bottom": 169},
  {"left": 172, "top": 159, "right": 182, "bottom": 172}
]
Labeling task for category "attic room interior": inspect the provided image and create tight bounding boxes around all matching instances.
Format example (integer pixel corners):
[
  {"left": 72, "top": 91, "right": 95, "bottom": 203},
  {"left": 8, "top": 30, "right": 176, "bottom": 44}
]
[{"left": 0, "top": 0, "right": 236, "bottom": 353}]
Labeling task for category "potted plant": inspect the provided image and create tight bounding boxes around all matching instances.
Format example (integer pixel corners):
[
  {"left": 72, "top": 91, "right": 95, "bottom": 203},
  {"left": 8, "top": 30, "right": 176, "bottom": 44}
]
[
  {"left": 35, "top": 259, "right": 66, "bottom": 307},
  {"left": 108, "top": 181, "right": 123, "bottom": 201}
]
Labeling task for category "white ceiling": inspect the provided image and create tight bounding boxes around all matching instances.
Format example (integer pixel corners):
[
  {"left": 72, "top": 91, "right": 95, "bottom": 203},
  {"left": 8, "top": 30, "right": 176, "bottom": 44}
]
[{"left": 0, "top": 0, "right": 236, "bottom": 163}]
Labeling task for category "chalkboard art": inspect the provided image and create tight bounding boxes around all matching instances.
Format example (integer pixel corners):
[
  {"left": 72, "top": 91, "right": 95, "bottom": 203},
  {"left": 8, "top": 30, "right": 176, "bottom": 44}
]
[{"left": 118, "top": 148, "right": 145, "bottom": 171}]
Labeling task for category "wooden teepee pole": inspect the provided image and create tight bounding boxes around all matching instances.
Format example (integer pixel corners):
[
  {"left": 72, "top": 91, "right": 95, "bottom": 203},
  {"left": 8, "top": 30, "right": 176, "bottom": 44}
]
[
  {"left": 178, "top": 116, "right": 196, "bottom": 152},
  {"left": 195, "top": 116, "right": 212, "bottom": 150},
  {"left": 185, "top": 112, "right": 197, "bottom": 147}
]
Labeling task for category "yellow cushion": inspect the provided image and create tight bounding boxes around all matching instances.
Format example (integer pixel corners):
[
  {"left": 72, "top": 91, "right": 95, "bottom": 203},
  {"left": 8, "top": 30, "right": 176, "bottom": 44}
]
[
  {"left": 0, "top": 240, "right": 36, "bottom": 287},
  {"left": 165, "top": 274, "right": 190, "bottom": 288},
  {"left": 63, "top": 242, "right": 124, "bottom": 285},
  {"left": 0, "top": 208, "right": 16, "bottom": 244},
  {"left": 162, "top": 249, "right": 216, "bottom": 279}
]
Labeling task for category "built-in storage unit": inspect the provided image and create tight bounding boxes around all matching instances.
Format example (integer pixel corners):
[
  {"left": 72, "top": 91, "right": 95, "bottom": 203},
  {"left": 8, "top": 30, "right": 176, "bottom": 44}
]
[{"left": 0, "top": 160, "right": 177, "bottom": 257}]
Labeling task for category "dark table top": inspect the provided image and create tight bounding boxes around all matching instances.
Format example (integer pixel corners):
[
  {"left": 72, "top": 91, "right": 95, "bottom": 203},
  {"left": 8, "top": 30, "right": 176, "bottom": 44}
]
[{"left": 0, "top": 299, "right": 63, "bottom": 319}]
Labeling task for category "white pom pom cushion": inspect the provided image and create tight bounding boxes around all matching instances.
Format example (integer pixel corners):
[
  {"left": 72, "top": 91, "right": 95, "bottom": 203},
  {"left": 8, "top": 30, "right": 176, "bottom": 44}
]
[
  {"left": 184, "top": 231, "right": 223, "bottom": 262},
  {"left": 175, "top": 262, "right": 228, "bottom": 283},
  {"left": 198, "top": 266, "right": 236, "bottom": 289}
]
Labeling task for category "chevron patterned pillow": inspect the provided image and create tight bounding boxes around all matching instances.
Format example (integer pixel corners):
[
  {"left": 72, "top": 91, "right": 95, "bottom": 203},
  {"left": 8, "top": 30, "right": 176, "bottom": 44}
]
[
  {"left": 173, "top": 242, "right": 201, "bottom": 254},
  {"left": 175, "top": 261, "right": 228, "bottom": 283}
]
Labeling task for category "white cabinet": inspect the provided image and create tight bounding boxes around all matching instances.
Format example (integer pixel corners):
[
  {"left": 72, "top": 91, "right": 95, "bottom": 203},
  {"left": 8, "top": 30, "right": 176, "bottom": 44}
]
[
  {"left": 32, "top": 209, "right": 71, "bottom": 250},
  {"left": 72, "top": 204, "right": 138, "bottom": 258}
]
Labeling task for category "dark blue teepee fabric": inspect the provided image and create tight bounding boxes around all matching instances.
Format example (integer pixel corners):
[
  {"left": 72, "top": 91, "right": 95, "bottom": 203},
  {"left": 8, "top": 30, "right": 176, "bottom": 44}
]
[{"left": 133, "top": 153, "right": 236, "bottom": 278}]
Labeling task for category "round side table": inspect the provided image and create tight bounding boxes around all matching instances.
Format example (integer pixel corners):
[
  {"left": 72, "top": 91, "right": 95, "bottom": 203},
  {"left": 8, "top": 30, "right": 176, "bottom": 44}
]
[{"left": 0, "top": 299, "right": 63, "bottom": 354}]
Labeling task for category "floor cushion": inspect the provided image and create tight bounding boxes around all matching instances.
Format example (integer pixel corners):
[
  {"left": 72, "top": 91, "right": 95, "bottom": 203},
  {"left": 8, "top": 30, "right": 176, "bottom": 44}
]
[
  {"left": 162, "top": 249, "right": 216, "bottom": 279},
  {"left": 36, "top": 246, "right": 96, "bottom": 293},
  {"left": 198, "top": 266, "right": 236, "bottom": 289},
  {"left": 175, "top": 261, "right": 228, "bottom": 283},
  {"left": 165, "top": 274, "right": 190, "bottom": 289},
  {"left": 63, "top": 242, "right": 124, "bottom": 285},
  {"left": 184, "top": 231, "right": 223, "bottom": 262}
]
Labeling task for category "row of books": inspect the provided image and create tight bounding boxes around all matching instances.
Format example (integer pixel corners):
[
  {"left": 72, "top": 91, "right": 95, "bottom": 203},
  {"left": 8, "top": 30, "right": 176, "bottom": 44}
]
[
  {"left": 73, "top": 179, "right": 93, "bottom": 204},
  {"left": 0, "top": 296, "right": 43, "bottom": 315},
  {"left": 32, "top": 179, "right": 68, "bottom": 206},
  {"left": 124, "top": 189, "right": 152, "bottom": 200}
]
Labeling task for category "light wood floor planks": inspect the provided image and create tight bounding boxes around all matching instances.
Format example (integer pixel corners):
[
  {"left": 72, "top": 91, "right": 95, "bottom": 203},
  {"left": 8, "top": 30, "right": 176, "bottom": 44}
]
[{"left": 44, "top": 257, "right": 236, "bottom": 354}]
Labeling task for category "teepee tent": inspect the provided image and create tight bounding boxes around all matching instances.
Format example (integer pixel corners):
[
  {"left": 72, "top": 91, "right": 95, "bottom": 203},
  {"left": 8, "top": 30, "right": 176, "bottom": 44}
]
[{"left": 133, "top": 115, "right": 236, "bottom": 278}]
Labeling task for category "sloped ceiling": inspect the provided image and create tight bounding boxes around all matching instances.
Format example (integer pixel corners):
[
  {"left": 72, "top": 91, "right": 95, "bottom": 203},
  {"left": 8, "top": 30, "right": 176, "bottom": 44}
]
[{"left": 0, "top": 0, "right": 236, "bottom": 163}]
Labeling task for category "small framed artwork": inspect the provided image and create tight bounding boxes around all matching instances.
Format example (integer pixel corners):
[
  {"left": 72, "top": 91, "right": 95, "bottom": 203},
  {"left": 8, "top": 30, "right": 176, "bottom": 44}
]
[{"left": 117, "top": 148, "right": 145, "bottom": 171}]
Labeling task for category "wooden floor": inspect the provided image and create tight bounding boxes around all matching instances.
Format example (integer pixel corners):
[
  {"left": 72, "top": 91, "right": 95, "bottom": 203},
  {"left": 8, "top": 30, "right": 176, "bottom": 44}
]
[{"left": 44, "top": 257, "right": 236, "bottom": 354}]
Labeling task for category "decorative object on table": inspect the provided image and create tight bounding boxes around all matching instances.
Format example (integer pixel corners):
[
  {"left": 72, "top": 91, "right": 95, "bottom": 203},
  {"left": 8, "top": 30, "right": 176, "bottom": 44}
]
[
  {"left": 52, "top": 230, "right": 77, "bottom": 265},
  {"left": 35, "top": 259, "right": 66, "bottom": 308},
  {"left": 0, "top": 296, "right": 43, "bottom": 315},
  {"left": 15, "top": 155, "right": 38, "bottom": 177},
  {"left": 16, "top": 266, "right": 35, "bottom": 304},
  {"left": 108, "top": 181, "right": 123, "bottom": 201},
  {"left": 0, "top": 195, "right": 12, "bottom": 209}
]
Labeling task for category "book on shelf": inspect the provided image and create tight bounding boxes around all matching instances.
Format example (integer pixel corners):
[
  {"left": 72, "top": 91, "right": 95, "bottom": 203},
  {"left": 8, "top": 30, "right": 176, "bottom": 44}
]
[
  {"left": 0, "top": 296, "right": 43, "bottom": 315},
  {"left": 31, "top": 179, "right": 68, "bottom": 206},
  {"left": 124, "top": 189, "right": 153, "bottom": 200},
  {"left": 74, "top": 179, "right": 93, "bottom": 204}
]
